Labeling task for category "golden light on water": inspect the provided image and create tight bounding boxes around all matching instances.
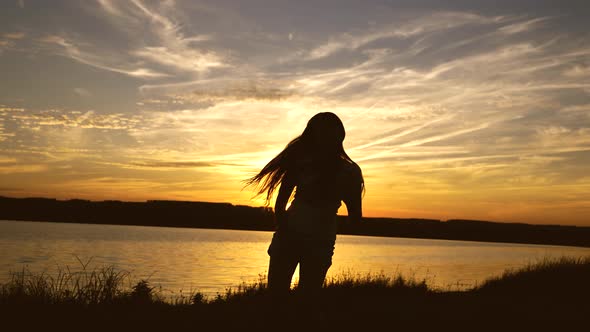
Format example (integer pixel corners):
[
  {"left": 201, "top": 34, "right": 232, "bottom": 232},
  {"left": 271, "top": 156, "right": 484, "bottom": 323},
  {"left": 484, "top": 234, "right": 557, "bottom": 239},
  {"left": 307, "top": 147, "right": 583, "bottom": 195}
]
[{"left": 8, "top": 221, "right": 589, "bottom": 297}]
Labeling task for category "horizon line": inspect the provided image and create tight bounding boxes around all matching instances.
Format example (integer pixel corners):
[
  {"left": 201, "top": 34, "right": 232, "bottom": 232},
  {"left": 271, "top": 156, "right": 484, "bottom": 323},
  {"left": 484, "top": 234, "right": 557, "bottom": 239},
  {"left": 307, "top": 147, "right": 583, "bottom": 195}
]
[{"left": 1, "top": 194, "right": 585, "bottom": 229}]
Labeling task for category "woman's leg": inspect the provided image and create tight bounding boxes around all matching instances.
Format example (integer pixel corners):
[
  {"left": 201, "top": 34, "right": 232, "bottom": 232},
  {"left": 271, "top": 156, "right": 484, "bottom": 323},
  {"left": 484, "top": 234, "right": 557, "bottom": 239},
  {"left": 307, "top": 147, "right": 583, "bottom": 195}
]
[
  {"left": 298, "top": 255, "right": 331, "bottom": 292},
  {"left": 267, "top": 231, "right": 299, "bottom": 302},
  {"left": 267, "top": 253, "right": 299, "bottom": 321},
  {"left": 267, "top": 253, "right": 299, "bottom": 295},
  {"left": 297, "top": 241, "right": 333, "bottom": 314}
]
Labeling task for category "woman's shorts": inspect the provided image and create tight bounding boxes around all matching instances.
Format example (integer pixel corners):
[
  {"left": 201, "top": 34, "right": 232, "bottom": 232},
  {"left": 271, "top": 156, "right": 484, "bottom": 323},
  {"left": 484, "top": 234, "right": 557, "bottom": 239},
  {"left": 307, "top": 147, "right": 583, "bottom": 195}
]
[{"left": 267, "top": 230, "right": 335, "bottom": 267}]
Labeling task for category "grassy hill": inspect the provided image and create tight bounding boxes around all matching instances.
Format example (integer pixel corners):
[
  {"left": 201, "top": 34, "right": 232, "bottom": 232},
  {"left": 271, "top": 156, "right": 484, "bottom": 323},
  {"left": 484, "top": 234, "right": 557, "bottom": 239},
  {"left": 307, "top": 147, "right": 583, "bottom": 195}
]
[{"left": 2, "top": 256, "right": 588, "bottom": 330}]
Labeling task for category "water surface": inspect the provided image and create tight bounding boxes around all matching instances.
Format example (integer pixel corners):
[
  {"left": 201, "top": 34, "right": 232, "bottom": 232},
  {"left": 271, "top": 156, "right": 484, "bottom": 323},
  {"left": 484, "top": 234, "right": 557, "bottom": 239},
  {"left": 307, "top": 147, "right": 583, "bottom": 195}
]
[{"left": 1, "top": 220, "right": 588, "bottom": 297}]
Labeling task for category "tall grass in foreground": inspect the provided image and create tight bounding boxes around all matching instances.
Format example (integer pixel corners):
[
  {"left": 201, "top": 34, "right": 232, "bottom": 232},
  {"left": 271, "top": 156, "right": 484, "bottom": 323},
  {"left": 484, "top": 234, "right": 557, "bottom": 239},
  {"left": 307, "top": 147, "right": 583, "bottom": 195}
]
[
  {"left": 0, "top": 266, "right": 429, "bottom": 306},
  {"left": 474, "top": 255, "right": 590, "bottom": 293},
  {"left": 0, "top": 261, "right": 164, "bottom": 305},
  {"left": 1, "top": 256, "right": 588, "bottom": 306}
]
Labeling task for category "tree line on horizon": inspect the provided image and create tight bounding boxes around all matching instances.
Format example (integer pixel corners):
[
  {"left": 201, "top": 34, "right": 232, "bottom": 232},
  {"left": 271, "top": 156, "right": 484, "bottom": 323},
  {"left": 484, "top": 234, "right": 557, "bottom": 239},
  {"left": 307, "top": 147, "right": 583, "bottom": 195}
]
[{"left": 1, "top": 196, "right": 588, "bottom": 248}]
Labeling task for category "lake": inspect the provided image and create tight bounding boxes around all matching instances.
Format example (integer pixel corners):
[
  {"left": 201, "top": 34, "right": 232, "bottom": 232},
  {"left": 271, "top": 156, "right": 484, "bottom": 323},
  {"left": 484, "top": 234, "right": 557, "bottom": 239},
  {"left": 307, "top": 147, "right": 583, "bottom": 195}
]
[{"left": 1, "top": 220, "right": 589, "bottom": 298}]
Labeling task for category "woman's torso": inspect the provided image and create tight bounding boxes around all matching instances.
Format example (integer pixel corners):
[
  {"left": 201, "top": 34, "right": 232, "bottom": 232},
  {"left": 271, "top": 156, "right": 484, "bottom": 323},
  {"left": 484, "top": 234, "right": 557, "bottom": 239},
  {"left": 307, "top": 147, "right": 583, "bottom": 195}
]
[{"left": 285, "top": 156, "right": 359, "bottom": 238}]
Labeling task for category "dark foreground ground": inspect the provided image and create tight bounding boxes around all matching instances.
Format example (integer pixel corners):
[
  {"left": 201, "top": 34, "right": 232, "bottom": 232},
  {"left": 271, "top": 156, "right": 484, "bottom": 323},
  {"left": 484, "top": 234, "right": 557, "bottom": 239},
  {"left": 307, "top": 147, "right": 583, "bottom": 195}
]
[{"left": 2, "top": 257, "right": 589, "bottom": 331}]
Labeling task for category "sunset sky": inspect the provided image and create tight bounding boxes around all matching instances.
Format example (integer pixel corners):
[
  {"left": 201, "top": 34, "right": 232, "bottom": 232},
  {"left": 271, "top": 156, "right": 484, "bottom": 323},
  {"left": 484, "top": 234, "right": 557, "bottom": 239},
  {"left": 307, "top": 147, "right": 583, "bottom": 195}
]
[{"left": 1, "top": 0, "right": 589, "bottom": 226}]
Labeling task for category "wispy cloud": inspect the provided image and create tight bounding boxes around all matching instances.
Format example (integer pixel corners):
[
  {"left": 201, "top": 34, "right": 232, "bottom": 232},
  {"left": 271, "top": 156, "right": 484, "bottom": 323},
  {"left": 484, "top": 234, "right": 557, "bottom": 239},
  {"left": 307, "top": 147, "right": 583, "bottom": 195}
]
[
  {"left": 3, "top": 32, "right": 25, "bottom": 39},
  {"left": 0, "top": 164, "right": 47, "bottom": 174},
  {"left": 30, "top": 1, "right": 228, "bottom": 80},
  {"left": 73, "top": 88, "right": 92, "bottom": 97},
  {"left": 97, "top": 0, "right": 227, "bottom": 74},
  {"left": 40, "top": 35, "right": 169, "bottom": 78},
  {"left": 0, "top": 31, "right": 25, "bottom": 53},
  {"left": 8, "top": 108, "right": 142, "bottom": 130},
  {"left": 563, "top": 65, "right": 590, "bottom": 77},
  {"left": 127, "top": 160, "right": 216, "bottom": 169},
  {"left": 306, "top": 12, "right": 504, "bottom": 60}
]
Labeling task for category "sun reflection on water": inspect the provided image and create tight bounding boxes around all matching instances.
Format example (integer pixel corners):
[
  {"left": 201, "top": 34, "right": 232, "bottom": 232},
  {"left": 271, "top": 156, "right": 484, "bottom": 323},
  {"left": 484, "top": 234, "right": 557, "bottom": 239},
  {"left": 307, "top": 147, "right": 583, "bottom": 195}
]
[{"left": 1, "top": 220, "right": 589, "bottom": 298}]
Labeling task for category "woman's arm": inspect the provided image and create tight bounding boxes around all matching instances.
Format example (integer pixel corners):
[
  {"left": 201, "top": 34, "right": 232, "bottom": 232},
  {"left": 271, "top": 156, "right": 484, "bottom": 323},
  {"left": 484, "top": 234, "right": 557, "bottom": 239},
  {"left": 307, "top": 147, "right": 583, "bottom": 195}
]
[
  {"left": 274, "top": 172, "right": 296, "bottom": 229},
  {"left": 343, "top": 185, "right": 362, "bottom": 223},
  {"left": 343, "top": 165, "right": 363, "bottom": 223}
]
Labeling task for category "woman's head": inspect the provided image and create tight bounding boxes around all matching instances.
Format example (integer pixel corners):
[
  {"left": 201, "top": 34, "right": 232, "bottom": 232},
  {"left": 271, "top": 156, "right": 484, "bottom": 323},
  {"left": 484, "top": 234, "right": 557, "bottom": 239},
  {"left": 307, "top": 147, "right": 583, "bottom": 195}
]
[
  {"left": 245, "top": 112, "right": 361, "bottom": 204},
  {"left": 300, "top": 112, "right": 346, "bottom": 156}
]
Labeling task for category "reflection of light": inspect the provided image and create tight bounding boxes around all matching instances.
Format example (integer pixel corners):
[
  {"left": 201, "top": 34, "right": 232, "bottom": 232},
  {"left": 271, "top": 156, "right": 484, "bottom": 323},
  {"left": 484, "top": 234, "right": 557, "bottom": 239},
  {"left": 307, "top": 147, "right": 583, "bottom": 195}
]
[{"left": 291, "top": 265, "right": 300, "bottom": 288}]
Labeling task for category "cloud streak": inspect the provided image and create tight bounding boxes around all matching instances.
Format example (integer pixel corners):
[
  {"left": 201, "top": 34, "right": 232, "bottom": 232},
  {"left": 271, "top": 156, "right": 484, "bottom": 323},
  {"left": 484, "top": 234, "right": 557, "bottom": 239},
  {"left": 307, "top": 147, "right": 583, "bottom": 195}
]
[{"left": 306, "top": 12, "right": 505, "bottom": 60}]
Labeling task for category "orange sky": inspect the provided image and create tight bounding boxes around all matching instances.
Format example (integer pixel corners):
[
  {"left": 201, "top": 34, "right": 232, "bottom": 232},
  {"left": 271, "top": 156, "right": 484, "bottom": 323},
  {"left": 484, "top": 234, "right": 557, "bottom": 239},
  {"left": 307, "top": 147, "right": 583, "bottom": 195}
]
[{"left": 1, "top": 1, "right": 589, "bottom": 226}]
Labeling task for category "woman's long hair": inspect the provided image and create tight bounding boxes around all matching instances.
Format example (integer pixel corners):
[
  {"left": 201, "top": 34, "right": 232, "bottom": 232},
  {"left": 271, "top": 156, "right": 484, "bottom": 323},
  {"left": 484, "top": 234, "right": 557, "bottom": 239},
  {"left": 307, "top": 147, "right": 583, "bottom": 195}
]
[{"left": 245, "top": 112, "right": 364, "bottom": 205}]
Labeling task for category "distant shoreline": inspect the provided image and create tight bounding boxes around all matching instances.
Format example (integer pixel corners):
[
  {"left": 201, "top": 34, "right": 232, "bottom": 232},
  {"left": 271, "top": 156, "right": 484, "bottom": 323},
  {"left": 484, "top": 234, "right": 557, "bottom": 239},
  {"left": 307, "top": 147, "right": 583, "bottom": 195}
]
[
  {"left": 1, "top": 195, "right": 589, "bottom": 248},
  {"left": 3, "top": 218, "right": 589, "bottom": 251}
]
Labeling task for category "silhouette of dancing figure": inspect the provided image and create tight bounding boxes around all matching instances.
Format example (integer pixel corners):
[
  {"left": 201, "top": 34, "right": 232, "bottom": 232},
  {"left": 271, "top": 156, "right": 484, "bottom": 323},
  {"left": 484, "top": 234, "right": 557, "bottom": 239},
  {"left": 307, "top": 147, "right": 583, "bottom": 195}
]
[{"left": 246, "top": 112, "right": 364, "bottom": 311}]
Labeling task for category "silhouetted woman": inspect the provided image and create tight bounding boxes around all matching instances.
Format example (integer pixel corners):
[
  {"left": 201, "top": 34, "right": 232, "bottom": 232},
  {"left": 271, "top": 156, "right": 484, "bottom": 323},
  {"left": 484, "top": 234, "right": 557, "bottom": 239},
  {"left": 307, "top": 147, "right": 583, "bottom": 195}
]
[{"left": 246, "top": 112, "right": 364, "bottom": 308}]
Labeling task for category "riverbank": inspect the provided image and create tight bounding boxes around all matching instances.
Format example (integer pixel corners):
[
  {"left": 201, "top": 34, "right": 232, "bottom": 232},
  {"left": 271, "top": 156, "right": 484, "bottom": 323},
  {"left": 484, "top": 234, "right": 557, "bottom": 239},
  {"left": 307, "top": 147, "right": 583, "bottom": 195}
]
[
  {"left": 2, "top": 196, "right": 590, "bottom": 247},
  {"left": 2, "top": 257, "right": 588, "bottom": 331}
]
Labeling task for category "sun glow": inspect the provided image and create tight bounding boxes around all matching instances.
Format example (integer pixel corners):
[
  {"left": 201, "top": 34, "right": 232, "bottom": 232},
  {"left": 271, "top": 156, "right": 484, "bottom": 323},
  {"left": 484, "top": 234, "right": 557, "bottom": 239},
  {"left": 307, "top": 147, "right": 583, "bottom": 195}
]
[{"left": 1, "top": 1, "right": 589, "bottom": 225}]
